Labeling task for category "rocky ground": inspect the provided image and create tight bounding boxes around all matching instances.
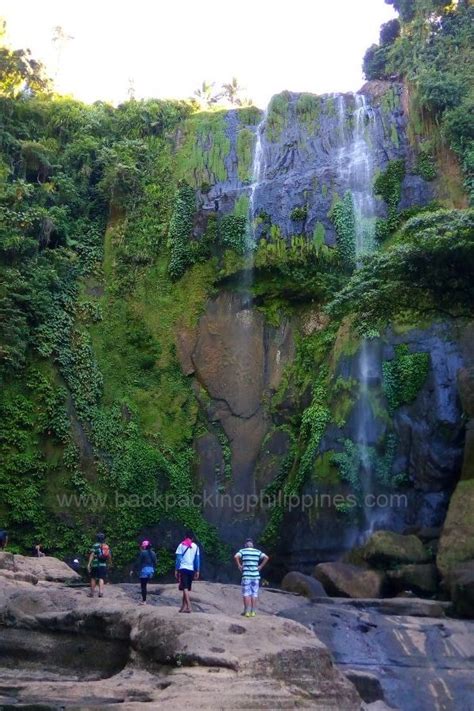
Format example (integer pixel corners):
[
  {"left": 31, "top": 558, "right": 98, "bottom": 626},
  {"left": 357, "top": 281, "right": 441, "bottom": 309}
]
[
  {"left": 0, "top": 553, "right": 362, "bottom": 710},
  {"left": 1, "top": 553, "right": 474, "bottom": 710}
]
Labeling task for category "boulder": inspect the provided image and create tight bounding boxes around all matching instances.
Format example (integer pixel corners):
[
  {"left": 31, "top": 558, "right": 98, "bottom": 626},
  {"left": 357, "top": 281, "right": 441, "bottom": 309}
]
[
  {"left": 387, "top": 564, "right": 439, "bottom": 597},
  {"left": 0, "top": 551, "right": 15, "bottom": 571},
  {"left": 458, "top": 367, "right": 474, "bottom": 418},
  {"left": 437, "top": 480, "right": 474, "bottom": 577},
  {"left": 313, "top": 562, "right": 385, "bottom": 599},
  {"left": 1, "top": 553, "right": 81, "bottom": 583},
  {"left": 404, "top": 526, "right": 441, "bottom": 543},
  {"left": 345, "top": 669, "right": 385, "bottom": 704},
  {"left": 437, "top": 368, "right": 474, "bottom": 579},
  {"left": 359, "top": 531, "right": 431, "bottom": 568},
  {"left": 446, "top": 561, "right": 474, "bottom": 618},
  {"left": 281, "top": 571, "right": 328, "bottom": 599}
]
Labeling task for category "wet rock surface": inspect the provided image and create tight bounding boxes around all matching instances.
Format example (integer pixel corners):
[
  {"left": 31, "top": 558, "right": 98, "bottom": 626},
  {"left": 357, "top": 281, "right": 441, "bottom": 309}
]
[
  {"left": 176, "top": 290, "right": 295, "bottom": 546},
  {"left": 279, "top": 598, "right": 474, "bottom": 711},
  {"left": 274, "top": 322, "right": 467, "bottom": 570}
]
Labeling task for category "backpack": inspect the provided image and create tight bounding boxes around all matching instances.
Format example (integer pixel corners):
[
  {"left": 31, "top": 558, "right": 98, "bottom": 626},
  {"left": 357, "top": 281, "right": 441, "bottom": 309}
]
[{"left": 95, "top": 542, "right": 110, "bottom": 563}]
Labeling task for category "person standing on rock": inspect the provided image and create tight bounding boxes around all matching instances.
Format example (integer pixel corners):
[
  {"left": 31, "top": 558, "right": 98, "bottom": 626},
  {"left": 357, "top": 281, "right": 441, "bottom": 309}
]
[
  {"left": 0, "top": 530, "right": 8, "bottom": 550},
  {"left": 175, "top": 530, "right": 200, "bottom": 613},
  {"left": 234, "top": 538, "right": 269, "bottom": 617},
  {"left": 136, "top": 540, "right": 157, "bottom": 605},
  {"left": 87, "top": 532, "right": 111, "bottom": 598}
]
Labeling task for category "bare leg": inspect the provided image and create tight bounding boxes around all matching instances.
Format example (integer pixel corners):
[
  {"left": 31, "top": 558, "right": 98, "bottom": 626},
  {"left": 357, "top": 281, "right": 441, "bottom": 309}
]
[
  {"left": 251, "top": 596, "right": 258, "bottom": 612},
  {"left": 183, "top": 589, "right": 191, "bottom": 612},
  {"left": 243, "top": 595, "right": 251, "bottom": 613},
  {"left": 89, "top": 578, "right": 96, "bottom": 597},
  {"left": 98, "top": 577, "right": 105, "bottom": 596}
]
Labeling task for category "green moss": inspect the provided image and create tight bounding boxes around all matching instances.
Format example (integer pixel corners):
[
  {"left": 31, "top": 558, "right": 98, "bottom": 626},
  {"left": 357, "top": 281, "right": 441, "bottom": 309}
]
[
  {"left": 233, "top": 194, "right": 250, "bottom": 218},
  {"left": 236, "top": 105, "right": 262, "bottom": 126},
  {"left": 324, "top": 96, "right": 337, "bottom": 118},
  {"left": 329, "top": 191, "right": 356, "bottom": 270},
  {"left": 296, "top": 93, "right": 321, "bottom": 133},
  {"left": 236, "top": 127, "right": 255, "bottom": 183},
  {"left": 367, "top": 386, "right": 391, "bottom": 426},
  {"left": 312, "top": 222, "right": 326, "bottom": 248},
  {"left": 176, "top": 110, "right": 230, "bottom": 186},
  {"left": 265, "top": 92, "right": 291, "bottom": 142},
  {"left": 167, "top": 183, "right": 196, "bottom": 280},
  {"left": 390, "top": 123, "right": 400, "bottom": 148},
  {"left": 391, "top": 313, "right": 433, "bottom": 335},
  {"left": 290, "top": 205, "right": 308, "bottom": 222},
  {"left": 219, "top": 214, "right": 247, "bottom": 254},
  {"left": 437, "top": 479, "right": 474, "bottom": 574},
  {"left": 330, "top": 376, "right": 357, "bottom": 428},
  {"left": 374, "top": 159, "right": 406, "bottom": 238},
  {"left": 330, "top": 318, "right": 360, "bottom": 368},
  {"left": 382, "top": 344, "right": 430, "bottom": 413},
  {"left": 313, "top": 450, "right": 340, "bottom": 485},
  {"left": 380, "top": 86, "right": 399, "bottom": 114},
  {"left": 415, "top": 147, "right": 437, "bottom": 181}
]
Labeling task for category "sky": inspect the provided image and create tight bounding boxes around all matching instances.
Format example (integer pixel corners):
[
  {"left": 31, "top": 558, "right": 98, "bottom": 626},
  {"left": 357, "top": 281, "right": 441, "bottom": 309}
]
[{"left": 2, "top": 0, "right": 396, "bottom": 108}]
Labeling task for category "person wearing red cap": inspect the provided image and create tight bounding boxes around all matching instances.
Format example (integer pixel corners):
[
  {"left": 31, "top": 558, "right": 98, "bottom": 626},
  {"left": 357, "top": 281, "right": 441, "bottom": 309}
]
[{"left": 136, "top": 540, "right": 157, "bottom": 605}]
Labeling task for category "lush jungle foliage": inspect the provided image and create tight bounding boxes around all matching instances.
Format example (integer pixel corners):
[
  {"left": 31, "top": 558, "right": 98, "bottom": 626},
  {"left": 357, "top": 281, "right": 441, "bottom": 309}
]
[
  {"left": 363, "top": 0, "right": 473, "bottom": 202},
  {"left": 0, "top": 31, "right": 234, "bottom": 563}
]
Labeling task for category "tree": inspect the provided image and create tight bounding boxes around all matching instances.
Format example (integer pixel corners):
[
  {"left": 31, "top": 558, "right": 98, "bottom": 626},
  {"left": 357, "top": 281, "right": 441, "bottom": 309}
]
[
  {"left": 222, "top": 76, "right": 246, "bottom": 106},
  {"left": 193, "top": 80, "right": 222, "bottom": 109},
  {"left": 0, "top": 19, "right": 51, "bottom": 96},
  {"left": 362, "top": 43, "right": 391, "bottom": 81},
  {"left": 384, "top": 0, "right": 415, "bottom": 23},
  {"left": 380, "top": 19, "right": 400, "bottom": 45}
]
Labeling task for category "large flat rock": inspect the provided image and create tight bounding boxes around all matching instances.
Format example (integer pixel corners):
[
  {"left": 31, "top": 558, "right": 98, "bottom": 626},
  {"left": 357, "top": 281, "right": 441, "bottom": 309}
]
[{"left": 0, "top": 580, "right": 361, "bottom": 709}]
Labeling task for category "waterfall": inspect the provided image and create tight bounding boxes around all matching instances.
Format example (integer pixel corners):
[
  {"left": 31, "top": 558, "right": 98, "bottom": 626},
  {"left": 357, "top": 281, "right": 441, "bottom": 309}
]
[
  {"left": 335, "top": 93, "right": 388, "bottom": 540},
  {"left": 248, "top": 111, "right": 267, "bottom": 248},
  {"left": 239, "top": 111, "right": 267, "bottom": 307},
  {"left": 336, "top": 93, "right": 376, "bottom": 259}
]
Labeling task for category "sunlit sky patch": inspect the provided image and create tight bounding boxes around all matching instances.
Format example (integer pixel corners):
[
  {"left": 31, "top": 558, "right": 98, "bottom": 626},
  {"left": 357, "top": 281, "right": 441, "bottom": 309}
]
[{"left": 2, "top": 0, "right": 396, "bottom": 107}]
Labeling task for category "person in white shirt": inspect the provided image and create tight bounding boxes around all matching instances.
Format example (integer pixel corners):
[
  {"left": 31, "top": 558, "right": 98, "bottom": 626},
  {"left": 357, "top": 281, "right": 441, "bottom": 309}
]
[{"left": 175, "top": 530, "right": 200, "bottom": 613}]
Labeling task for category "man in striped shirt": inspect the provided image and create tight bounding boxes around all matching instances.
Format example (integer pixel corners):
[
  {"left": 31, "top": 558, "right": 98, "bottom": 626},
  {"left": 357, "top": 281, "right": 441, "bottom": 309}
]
[{"left": 234, "top": 538, "right": 269, "bottom": 617}]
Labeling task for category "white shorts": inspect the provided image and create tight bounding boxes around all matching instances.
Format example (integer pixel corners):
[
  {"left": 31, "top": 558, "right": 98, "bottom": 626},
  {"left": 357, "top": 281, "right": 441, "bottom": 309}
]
[{"left": 242, "top": 579, "right": 260, "bottom": 598}]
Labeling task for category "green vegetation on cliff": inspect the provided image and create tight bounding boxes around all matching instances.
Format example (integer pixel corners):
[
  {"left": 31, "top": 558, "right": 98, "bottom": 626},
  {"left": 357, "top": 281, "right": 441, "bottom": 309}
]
[
  {"left": 0, "top": 40, "right": 239, "bottom": 562},
  {"left": 363, "top": 0, "right": 473, "bottom": 203}
]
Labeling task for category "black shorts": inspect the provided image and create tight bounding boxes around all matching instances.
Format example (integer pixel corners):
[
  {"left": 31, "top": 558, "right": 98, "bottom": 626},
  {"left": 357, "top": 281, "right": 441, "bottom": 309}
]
[
  {"left": 90, "top": 566, "right": 107, "bottom": 581},
  {"left": 178, "top": 569, "right": 194, "bottom": 591}
]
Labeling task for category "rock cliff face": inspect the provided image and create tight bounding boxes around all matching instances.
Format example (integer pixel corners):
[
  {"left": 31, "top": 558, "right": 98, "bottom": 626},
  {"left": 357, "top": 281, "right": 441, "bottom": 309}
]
[
  {"left": 177, "top": 291, "right": 294, "bottom": 543},
  {"left": 193, "top": 82, "right": 432, "bottom": 245},
  {"left": 173, "top": 82, "right": 469, "bottom": 571}
]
